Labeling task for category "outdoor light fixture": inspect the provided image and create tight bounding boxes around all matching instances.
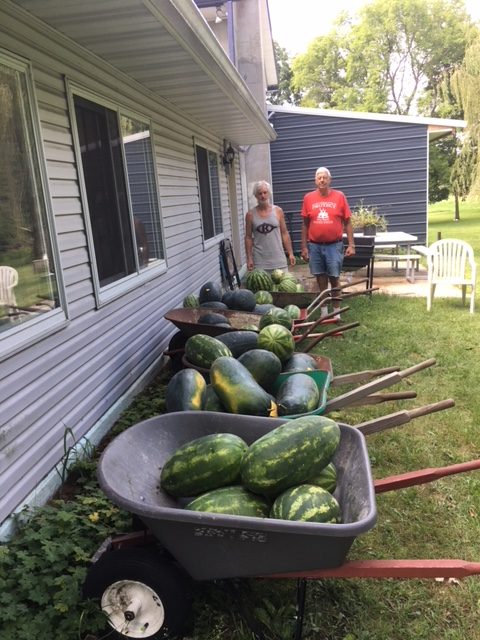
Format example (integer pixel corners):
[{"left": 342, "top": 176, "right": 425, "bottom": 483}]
[
  {"left": 215, "top": 4, "right": 227, "bottom": 23},
  {"left": 222, "top": 140, "right": 235, "bottom": 171}
]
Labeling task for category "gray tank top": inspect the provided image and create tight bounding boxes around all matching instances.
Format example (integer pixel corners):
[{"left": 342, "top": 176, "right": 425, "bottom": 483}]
[{"left": 251, "top": 206, "right": 287, "bottom": 271}]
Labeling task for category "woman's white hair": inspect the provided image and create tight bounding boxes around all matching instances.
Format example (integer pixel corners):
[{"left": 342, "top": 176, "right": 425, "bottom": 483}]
[{"left": 253, "top": 180, "right": 272, "bottom": 197}]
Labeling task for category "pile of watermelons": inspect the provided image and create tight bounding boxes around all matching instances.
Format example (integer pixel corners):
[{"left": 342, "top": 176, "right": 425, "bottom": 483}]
[
  {"left": 170, "top": 275, "right": 324, "bottom": 417},
  {"left": 182, "top": 273, "right": 302, "bottom": 321},
  {"left": 167, "top": 333, "right": 325, "bottom": 418},
  {"left": 159, "top": 415, "right": 341, "bottom": 524}
]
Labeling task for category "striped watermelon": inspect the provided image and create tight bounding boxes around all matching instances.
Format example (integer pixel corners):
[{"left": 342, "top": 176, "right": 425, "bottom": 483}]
[
  {"left": 241, "top": 414, "right": 341, "bottom": 497},
  {"left": 271, "top": 269, "right": 285, "bottom": 284},
  {"left": 308, "top": 462, "right": 337, "bottom": 493},
  {"left": 184, "top": 334, "right": 232, "bottom": 369},
  {"left": 270, "top": 484, "right": 341, "bottom": 523},
  {"left": 245, "top": 269, "right": 274, "bottom": 293},
  {"left": 258, "top": 308, "right": 293, "bottom": 330},
  {"left": 277, "top": 278, "right": 297, "bottom": 293},
  {"left": 161, "top": 433, "right": 248, "bottom": 497},
  {"left": 257, "top": 324, "right": 295, "bottom": 362},
  {"left": 255, "top": 290, "right": 274, "bottom": 304},
  {"left": 284, "top": 304, "right": 301, "bottom": 320},
  {"left": 185, "top": 486, "right": 270, "bottom": 518},
  {"left": 183, "top": 293, "right": 199, "bottom": 308}
]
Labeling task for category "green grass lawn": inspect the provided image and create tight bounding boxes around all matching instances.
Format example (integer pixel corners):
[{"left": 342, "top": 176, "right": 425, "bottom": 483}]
[{"left": 2, "top": 200, "right": 480, "bottom": 640}]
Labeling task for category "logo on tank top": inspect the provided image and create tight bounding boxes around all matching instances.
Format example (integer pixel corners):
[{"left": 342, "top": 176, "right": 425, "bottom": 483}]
[{"left": 257, "top": 222, "right": 276, "bottom": 234}]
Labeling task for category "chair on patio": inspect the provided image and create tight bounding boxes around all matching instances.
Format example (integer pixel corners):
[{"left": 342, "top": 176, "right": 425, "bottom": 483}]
[
  {"left": 426, "top": 239, "right": 476, "bottom": 313},
  {"left": 0, "top": 266, "right": 19, "bottom": 313},
  {"left": 342, "top": 236, "right": 375, "bottom": 290}
]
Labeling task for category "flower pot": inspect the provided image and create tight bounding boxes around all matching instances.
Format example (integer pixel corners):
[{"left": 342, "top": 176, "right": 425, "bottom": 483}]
[{"left": 363, "top": 224, "right": 377, "bottom": 236}]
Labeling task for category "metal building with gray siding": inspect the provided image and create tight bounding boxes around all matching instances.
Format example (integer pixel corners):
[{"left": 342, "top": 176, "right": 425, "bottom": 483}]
[{"left": 268, "top": 105, "right": 465, "bottom": 251}]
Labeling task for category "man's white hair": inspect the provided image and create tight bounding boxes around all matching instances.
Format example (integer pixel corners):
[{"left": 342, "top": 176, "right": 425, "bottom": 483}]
[
  {"left": 315, "top": 167, "right": 331, "bottom": 177},
  {"left": 253, "top": 180, "right": 272, "bottom": 196}
]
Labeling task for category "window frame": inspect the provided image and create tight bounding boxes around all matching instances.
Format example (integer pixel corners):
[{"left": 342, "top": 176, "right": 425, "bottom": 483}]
[
  {"left": 66, "top": 81, "right": 167, "bottom": 307},
  {"left": 0, "top": 50, "right": 68, "bottom": 362},
  {"left": 194, "top": 139, "right": 225, "bottom": 247}
]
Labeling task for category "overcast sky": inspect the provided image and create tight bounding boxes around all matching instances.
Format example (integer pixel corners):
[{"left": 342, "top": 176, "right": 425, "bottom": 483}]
[{"left": 268, "top": 0, "right": 480, "bottom": 56}]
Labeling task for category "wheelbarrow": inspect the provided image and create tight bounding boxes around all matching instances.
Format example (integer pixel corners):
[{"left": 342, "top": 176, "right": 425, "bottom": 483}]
[
  {"left": 272, "top": 357, "right": 452, "bottom": 420},
  {"left": 83, "top": 408, "right": 480, "bottom": 640},
  {"left": 271, "top": 278, "right": 376, "bottom": 322}
]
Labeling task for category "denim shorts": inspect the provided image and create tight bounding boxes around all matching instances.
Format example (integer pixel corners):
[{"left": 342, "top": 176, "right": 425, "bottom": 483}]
[{"left": 308, "top": 241, "right": 344, "bottom": 277}]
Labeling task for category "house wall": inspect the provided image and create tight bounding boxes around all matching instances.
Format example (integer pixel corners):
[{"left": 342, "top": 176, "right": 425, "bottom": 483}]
[
  {"left": 269, "top": 111, "right": 429, "bottom": 250},
  {"left": 0, "top": 9, "right": 248, "bottom": 529}
]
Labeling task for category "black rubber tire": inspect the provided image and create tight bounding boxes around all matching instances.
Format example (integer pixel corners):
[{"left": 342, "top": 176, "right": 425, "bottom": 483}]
[{"left": 83, "top": 547, "right": 193, "bottom": 639}]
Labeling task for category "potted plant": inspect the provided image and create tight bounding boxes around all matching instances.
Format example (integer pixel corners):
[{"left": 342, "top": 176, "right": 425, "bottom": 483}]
[{"left": 351, "top": 201, "right": 387, "bottom": 236}]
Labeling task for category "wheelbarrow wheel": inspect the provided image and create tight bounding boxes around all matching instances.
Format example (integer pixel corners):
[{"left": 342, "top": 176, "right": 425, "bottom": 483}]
[{"left": 83, "top": 547, "right": 193, "bottom": 639}]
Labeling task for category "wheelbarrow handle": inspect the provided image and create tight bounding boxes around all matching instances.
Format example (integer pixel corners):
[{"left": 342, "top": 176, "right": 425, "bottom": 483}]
[
  {"left": 340, "top": 287, "right": 379, "bottom": 299},
  {"left": 266, "top": 559, "right": 480, "bottom": 580},
  {"left": 294, "top": 306, "right": 349, "bottom": 332},
  {"left": 331, "top": 366, "right": 401, "bottom": 387},
  {"left": 355, "top": 398, "right": 455, "bottom": 436},
  {"left": 301, "top": 322, "right": 360, "bottom": 353},
  {"left": 346, "top": 390, "right": 417, "bottom": 407},
  {"left": 375, "top": 457, "right": 480, "bottom": 493},
  {"left": 324, "top": 370, "right": 403, "bottom": 412},
  {"left": 398, "top": 358, "right": 437, "bottom": 379},
  {"left": 294, "top": 307, "right": 350, "bottom": 345}
]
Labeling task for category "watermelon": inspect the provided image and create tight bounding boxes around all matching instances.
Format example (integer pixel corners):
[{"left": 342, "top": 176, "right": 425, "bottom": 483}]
[
  {"left": 165, "top": 368, "right": 207, "bottom": 412},
  {"left": 222, "top": 290, "right": 236, "bottom": 308},
  {"left": 308, "top": 462, "right": 337, "bottom": 493},
  {"left": 257, "top": 324, "right": 295, "bottom": 362},
  {"left": 270, "top": 484, "right": 341, "bottom": 523},
  {"left": 241, "top": 414, "right": 341, "bottom": 497},
  {"left": 185, "top": 486, "right": 270, "bottom": 518},
  {"left": 282, "top": 353, "right": 318, "bottom": 372},
  {"left": 210, "top": 356, "right": 277, "bottom": 417},
  {"left": 237, "top": 348, "right": 283, "bottom": 391},
  {"left": 216, "top": 331, "right": 259, "bottom": 357},
  {"left": 229, "top": 289, "right": 256, "bottom": 312},
  {"left": 271, "top": 269, "right": 285, "bottom": 284},
  {"left": 245, "top": 269, "right": 274, "bottom": 293},
  {"left": 160, "top": 433, "right": 248, "bottom": 497},
  {"left": 284, "top": 304, "right": 301, "bottom": 320},
  {"left": 258, "top": 308, "right": 293, "bottom": 331},
  {"left": 276, "top": 373, "right": 321, "bottom": 416},
  {"left": 183, "top": 294, "right": 199, "bottom": 308},
  {"left": 203, "top": 384, "right": 226, "bottom": 412},
  {"left": 198, "top": 281, "right": 223, "bottom": 304},
  {"left": 296, "top": 283, "right": 305, "bottom": 292},
  {"left": 198, "top": 312, "right": 231, "bottom": 326},
  {"left": 277, "top": 278, "right": 297, "bottom": 293},
  {"left": 199, "top": 301, "right": 229, "bottom": 310},
  {"left": 184, "top": 334, "right": 232, "bottom": 369},
  {"left": 255, "top": 290, "right": 273, "bottom": 305},
  {"left": 254, "top": 303, "right": 276, "bottom": 315}
]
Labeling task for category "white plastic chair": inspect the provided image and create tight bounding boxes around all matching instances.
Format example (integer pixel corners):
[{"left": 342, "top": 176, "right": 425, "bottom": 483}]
[
  {"left": 426, "top": 239, "right": 476, "bottom": 313},
  {"left": 0, "top": 266, "right": 19, "bottom": 311}
]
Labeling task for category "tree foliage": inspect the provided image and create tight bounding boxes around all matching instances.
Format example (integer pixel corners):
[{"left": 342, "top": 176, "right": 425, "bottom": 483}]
[
  {"left": 268, "top": 42, "right": 301, "bottom": 106},
  {"left": 452, "top": 33, "right": 480, "bottom": 198},
  {"left": 291, "top": 0, "right": 473, "bottom": 116}
]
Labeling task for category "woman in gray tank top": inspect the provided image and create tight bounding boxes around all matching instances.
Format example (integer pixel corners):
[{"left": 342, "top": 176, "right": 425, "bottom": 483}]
[{"left": 245, "top": 181, "right": 295, "bottom": 273}]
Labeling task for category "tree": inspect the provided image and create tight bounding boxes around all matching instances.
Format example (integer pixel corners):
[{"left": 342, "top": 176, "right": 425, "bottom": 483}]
[
  {"left": 452, "top": 33, "right": 480, "bottom": 199},
  {"left": 291, "top": 0, "right": 473, "bottom": 116},
  {"left": 268, "top": 42, "right": 301, "bottom": 106}
]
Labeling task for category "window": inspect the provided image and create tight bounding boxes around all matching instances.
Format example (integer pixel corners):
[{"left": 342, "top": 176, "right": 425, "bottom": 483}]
[
  {"left": 73, "top": 95, "right": 164, "bottom": 289},
  {"left": 0, "top": 54, "right": 60, "bottom": 335},
  {"left": 195, "top": 144, "right": 223, "bottom": 241}
]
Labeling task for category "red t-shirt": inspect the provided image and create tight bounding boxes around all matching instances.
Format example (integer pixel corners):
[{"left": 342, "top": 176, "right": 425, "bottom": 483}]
[{"left": 301, "top": 189, "right": 352, "bottom": 243}]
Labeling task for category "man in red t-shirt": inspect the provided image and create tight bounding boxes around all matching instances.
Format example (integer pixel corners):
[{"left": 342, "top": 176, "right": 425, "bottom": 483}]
[{"left": 300, "top": 167, "right": 355, "bottom": 318}]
